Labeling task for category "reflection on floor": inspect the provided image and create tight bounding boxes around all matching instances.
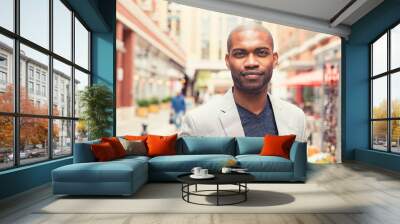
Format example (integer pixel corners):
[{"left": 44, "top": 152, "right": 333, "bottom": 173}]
[{"left": 0, "top": 162, "right": 400, "bottom": 224}]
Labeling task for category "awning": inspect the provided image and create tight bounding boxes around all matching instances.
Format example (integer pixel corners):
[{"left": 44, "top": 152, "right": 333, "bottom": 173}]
[{"left": 283, "top": 69, "right": 339, "bottom": 87}]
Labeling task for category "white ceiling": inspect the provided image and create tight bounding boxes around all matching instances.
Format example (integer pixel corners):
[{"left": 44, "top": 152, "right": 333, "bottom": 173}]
[{"left": 171, "top": 0, "right": 384, "bottom": 38}]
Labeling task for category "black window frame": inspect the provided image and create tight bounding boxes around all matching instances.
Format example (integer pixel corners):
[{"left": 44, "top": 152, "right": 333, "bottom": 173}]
[
  {"left": 370, "top": 20, "right": 400, "bottom": 154},
  {"left": 0, "top": 0, "right": 92, "bottom": 171}
]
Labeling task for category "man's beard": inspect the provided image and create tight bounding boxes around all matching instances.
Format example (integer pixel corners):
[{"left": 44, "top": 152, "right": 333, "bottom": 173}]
[{"left": 232, "top": 70, "right": 272, "bottom": 95}]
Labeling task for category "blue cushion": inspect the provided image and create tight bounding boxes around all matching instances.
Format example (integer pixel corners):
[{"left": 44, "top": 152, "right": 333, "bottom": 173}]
[
  {"left": 236, "top": 137, "right": 264, "bottom": 155},
  {"left": 149, "top": 154, "right": 235, "bottom": 172},
  {"left": 236, "top": 155, "right": 293, "bottom": 172},
  {"left": 177, "top": 137, "right": 236, "bottom": 155}
]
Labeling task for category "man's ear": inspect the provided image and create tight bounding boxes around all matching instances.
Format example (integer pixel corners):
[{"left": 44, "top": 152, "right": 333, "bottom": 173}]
[
  {"left": 272, "top": 52, "right": 279, "bottom": 68},
  {"left": 225, "top": 53, "right": 230, "bottom": 69}
]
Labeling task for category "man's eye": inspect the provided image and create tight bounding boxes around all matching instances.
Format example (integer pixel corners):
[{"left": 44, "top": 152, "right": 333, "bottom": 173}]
[
  {"left": 233, "top": 52, "right": 246, "bottom": 57},
  {"left": 257, "top": 50, "right": 269, "bottom": 57}
]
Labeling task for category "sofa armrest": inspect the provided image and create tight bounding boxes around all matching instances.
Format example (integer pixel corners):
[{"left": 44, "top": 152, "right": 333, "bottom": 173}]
[
  {"left": 289, "top": 141, "right": 307, "bottom": 181},
  {"left": 73, "top": 140, "right": 100, "bottom": 163}
]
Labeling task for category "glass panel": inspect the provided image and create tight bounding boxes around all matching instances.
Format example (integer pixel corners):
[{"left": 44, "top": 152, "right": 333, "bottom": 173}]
[
  {"left": 391, "top": 24, "right": 400, "bottom": 70},
  {"left": 372, "top": 33, "right": 387, "bottom": 76},
  {"left": 74, "top": 69, "right": 89, "bottom": 118},
  {"left": 391, "top": 72, "right": 400, "bottom": 118},
  {"left": 20, "top": 44, "right": 49, "bottom": 115},
  {"left": 20, "top": 117, "right": 49, "bottom": 165},
  {"left": 53, "top": 0, "right": 72, "bottom": 60},
  {"left": 0, "top": 0, "right": 14, "bottom": 31},
  {"left": 391, "top": 120, "right": 400, "bottom": 153},
  {"left": 20, "top": 0, "right": 49, "bottom": 49},
  {"left": 53, "top": 119, "right": 72, "bottom": 158},
  {"left": 0, "top": 34, "right": 14, "bottom": 112},
  {"left": 75, "top": 120, "right": 88, "bottom": 143},
  {"left": 0, "top": 116, "right": 13, "bottom": 170},
  {"left": 53, "top": 59, "right": 72, "bottom": 117},
  {"left": 372, "top": 121, "right": 388, "bottom": 151},
  {"left": 372, "top": 76, "right": 387, "bottom": 119},
  {"left": 74, "top": 17, "right": 89, "bottom": 70}
]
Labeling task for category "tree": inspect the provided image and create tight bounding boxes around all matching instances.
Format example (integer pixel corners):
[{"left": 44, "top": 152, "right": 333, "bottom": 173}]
[
  {"left": 372, "top": 100, "right": 387, "bottom": 139},
  {"left": 372, "top": 99, "right": 400, "bottom": 142},
  {"left": 0, "top": 84, "right": 59, "bottom": 151},
  {"left": 0, "top": 85, "right": 14, "bottom": 149}
]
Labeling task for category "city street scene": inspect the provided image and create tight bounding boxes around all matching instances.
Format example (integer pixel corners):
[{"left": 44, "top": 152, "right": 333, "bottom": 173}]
[{"left": 115, "top": 0, "right": 341, "bottom": 163}]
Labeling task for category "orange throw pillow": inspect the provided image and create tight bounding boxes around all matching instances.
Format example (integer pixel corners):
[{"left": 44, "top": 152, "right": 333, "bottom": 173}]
[
  {"left": 91, "top": 142, "right": 117, "bottom": 161},
  {"left": 146, "top": 134, "right": 177, "bottom": 157},
  {"left": 260, "top": 135, "right": 296, "bottom": 159},
  {"left": 101, "top": 137, "right": 127, "bottom": 158},
  {"left": 124, "top": 135, "right": 147, "bottom": 141}
]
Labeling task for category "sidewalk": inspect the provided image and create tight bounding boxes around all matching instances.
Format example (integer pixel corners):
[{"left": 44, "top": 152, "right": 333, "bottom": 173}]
[{"left": 116, "top": 107, "right": 177, "bottom": 136}]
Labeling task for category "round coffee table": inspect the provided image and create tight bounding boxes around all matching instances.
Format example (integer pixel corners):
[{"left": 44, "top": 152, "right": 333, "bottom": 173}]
[{"left": 177, "top": 172, "right": 255, "bottom": 206}]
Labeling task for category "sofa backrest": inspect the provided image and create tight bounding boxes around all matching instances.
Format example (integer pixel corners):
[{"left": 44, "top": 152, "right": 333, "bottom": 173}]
[
  {"left": 177, "top": 136, "right": 236, "bottom": 155},
  {"left": 73, "top": 136, "right": 303, "bottom": 162},
  {"left": 235, "top": 137, "right": 264, "bottom": 155},
  {"left": 73, "top": 139, "right": 100, "bottom": 163}
]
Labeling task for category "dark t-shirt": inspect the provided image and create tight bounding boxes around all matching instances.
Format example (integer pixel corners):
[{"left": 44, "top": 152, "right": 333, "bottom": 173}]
[{"left": 236, "top": 97, "right": 278, "bottom": 137}]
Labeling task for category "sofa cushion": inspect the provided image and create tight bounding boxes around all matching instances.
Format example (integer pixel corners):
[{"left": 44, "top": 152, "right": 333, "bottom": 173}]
[
  {"left": 147, "top": 134, "right": 178, "bottom": 157},
  {"left": 101, "top": 137, "right": 127, "bottom": 158},
  {"left": 114, "top": 155, "right": 150, "bottom": 164},
  {"left": 148, "top": 154, "right": 235, "bottom": 172},
  {"left": 91, "top": 142, "right": 118, "bottom": 161},
  {"left": 119, "top": 138, "right": 147, "bottom": 156},
  {"left": 236, "top": 137, "right": 264, "bottom": 155},
  {"left": 124, "top": 135, "right": 147, "bottom": 141},
  {"left": 177, "top": 137, "right": 236, "bottom": 155},
  {"left": 260, "top": 135, "right": 296, "bottom": 159},
  {"left": 236, "top": 155, "right": 293, "bottom": 172}
]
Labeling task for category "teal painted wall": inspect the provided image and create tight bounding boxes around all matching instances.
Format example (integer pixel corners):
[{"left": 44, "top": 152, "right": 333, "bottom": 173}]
[
  {"left": 343, "top": 0, "right": 400, "bottom": 171},
  {"left": 0, "top": 0, "right": 116, "bottom": 200},
  {"left": 92, "top": 32, "right": 116, "bottom": 135},
  {"left": 0, "top": 158, "right": 72, "bottom": 199}
]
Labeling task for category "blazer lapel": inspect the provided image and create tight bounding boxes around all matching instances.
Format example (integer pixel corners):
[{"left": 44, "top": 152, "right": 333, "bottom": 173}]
[
  {"left": 268, "top": 93, "right": 289, "bottom": 136},
  {"left": 217, "top": 90, "right": 245, "bottom": 136}
]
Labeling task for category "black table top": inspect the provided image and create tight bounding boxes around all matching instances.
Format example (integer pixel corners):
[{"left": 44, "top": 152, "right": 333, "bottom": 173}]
[{"left": 177, "top": 172, "right": 255, "bottom": 185}]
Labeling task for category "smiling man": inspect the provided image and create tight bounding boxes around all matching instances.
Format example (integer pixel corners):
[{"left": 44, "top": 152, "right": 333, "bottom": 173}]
[{"left": 180, "top": 24, "right": 306, "bottom": 142}]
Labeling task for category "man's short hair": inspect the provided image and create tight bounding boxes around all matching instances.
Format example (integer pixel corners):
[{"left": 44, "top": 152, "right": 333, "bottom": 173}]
[{"left": 226, "top": 24, "right": 274, "bottom": 53}]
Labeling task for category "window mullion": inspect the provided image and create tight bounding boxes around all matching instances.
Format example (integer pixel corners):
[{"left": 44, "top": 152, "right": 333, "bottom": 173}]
[
  {"left": 71, "top": 11, "right": 76, "bottom": 155},
  {"left": 370, "top": 45, "right": 373, "bottom": 149},
  {"left": 13, "top": 0, "right": 20, "bottom": 167},
  {"left": 388, "top": 30, "right": 391, "bottom": 152},
  {"left": 49, "top": 0, "right": 53, "bottom": 160}
]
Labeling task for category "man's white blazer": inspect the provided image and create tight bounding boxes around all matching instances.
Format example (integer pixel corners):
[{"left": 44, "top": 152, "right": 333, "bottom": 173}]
[{"left": 179, "top": 89, "right": 307, "bottom": 142}]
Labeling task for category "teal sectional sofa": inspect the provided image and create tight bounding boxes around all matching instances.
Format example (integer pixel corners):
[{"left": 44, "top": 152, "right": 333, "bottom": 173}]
[{"left": 52, "top": 136, "right": 307, "bottom": 196}]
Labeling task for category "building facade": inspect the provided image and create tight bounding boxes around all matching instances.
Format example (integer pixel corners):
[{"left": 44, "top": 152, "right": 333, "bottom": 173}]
[{"left": 116, "top": 0, "right": 186, "bottom": 108}]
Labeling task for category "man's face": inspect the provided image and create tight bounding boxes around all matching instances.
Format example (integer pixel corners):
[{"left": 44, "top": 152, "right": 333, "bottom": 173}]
[{"left": 225, "top": 29, "right": 278, "bottom": 95}]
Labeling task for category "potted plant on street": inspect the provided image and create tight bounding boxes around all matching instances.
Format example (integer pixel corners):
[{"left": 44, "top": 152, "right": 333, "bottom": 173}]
[
  {"left": 79, "top": 84, "right": 113, "bottom": 140},
  {"left": 148, "top": 97, "right": 160, "bottom": 113},
  {"left": 136, "top": 99, "right": 150, "bottom": 117}
]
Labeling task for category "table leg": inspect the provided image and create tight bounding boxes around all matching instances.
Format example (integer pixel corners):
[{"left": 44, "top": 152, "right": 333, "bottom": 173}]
[
  {"left": 195, "top": 184, "right": 197, "bottom": 192},
  {"left": 187, "top": 184, "right": 190, "bottom": 202},
  {"left": 181, "top": 184, "right": 183, "bottom": 199},
  {"left": 245, "top": 183, "right": 247, "bottom": 201},
  {"left": 217, "top": 184, "right": 219, "bottom": 206}
]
